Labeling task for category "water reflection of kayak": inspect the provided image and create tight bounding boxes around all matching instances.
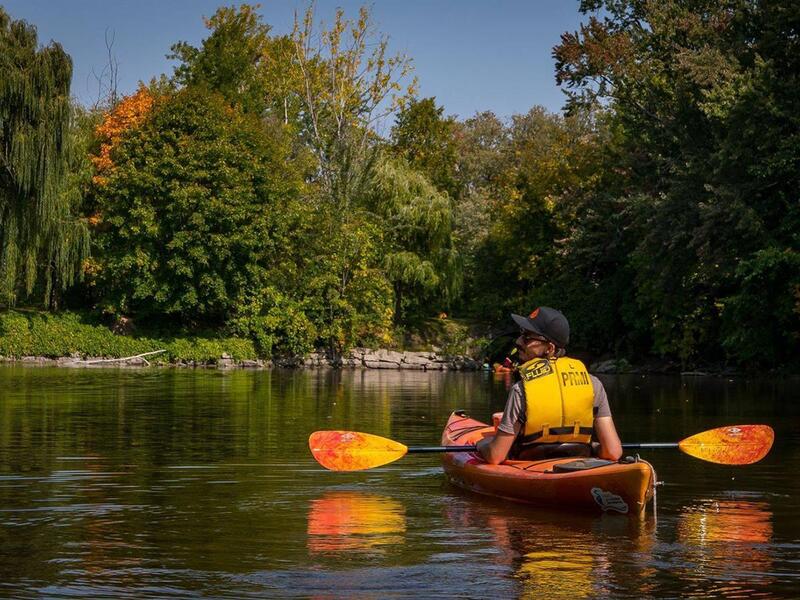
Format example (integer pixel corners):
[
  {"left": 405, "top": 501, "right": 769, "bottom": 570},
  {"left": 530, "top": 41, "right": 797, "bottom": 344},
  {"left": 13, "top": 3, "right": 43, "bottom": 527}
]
[{"left": 441, "top": 411, "right": 656, "bottom": 515}]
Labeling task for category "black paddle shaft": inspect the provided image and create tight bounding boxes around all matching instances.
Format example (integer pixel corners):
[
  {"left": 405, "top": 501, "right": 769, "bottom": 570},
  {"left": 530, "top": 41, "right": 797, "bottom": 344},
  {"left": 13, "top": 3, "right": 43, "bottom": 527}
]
[
  {"left": 407, "top": 445, "right": 478, "bottom": 454},
  {"left": 622, "top": 442, "right": 678, "bottom": 449},
  {"left": 406, "top": 442, "right": 680, "bottom": 454}
]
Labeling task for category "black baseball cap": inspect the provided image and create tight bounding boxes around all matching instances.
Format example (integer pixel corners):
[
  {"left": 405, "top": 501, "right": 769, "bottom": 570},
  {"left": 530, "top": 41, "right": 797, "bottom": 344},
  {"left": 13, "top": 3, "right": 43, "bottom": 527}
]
[{"left": 511, "top": 306, "right": 570, "bottom": 348}]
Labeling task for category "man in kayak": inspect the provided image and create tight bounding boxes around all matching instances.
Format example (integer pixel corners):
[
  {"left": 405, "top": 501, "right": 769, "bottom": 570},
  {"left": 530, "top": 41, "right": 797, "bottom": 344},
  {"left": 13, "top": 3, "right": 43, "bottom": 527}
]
[{"left": 477, "top": 307, "right": 623, "bottom": 464}]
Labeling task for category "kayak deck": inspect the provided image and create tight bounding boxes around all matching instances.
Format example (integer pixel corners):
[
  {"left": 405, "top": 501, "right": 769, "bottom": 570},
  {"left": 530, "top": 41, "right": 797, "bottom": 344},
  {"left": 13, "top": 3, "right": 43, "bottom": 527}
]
[{"left": 441, "top": 411, "right": 655, "bottom": 515}]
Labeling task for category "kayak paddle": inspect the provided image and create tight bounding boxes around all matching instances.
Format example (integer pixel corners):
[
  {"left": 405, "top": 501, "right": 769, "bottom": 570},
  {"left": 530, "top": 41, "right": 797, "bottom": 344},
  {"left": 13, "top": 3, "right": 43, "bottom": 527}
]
[{"left": 308, "top": 424, "right": 774, "bottom": 471}]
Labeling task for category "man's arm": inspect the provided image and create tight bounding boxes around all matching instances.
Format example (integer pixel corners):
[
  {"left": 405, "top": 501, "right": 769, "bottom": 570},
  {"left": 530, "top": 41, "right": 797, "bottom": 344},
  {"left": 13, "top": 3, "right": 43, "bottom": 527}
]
[
  {"left": 477, "top": 382, "right": 524, "bottom": 464},
  {"left": 594, "top": 416, "right": 622, "bottom": 460},
  {"left": 476, "top": 422, "right": 520, "bottom": 464}
]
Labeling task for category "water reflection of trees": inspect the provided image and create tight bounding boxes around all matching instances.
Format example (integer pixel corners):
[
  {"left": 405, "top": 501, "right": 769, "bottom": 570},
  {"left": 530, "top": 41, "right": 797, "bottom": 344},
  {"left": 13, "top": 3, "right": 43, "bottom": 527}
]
[{"left": 0, "top": 366, "right": 790, "bottom": 597}]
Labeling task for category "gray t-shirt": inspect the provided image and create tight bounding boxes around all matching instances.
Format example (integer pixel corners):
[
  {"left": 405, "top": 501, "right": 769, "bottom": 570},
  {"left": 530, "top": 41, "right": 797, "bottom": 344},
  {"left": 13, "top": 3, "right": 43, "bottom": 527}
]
[{"left": 497, "top": 374, "right": 611, "bottom": 435}]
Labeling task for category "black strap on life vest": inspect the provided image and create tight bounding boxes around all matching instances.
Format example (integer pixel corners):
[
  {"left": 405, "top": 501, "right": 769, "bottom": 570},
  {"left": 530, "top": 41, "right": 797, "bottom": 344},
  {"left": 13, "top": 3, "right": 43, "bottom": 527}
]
[{"left": 519, "top": 426, "right": 594, "bottom": 445}]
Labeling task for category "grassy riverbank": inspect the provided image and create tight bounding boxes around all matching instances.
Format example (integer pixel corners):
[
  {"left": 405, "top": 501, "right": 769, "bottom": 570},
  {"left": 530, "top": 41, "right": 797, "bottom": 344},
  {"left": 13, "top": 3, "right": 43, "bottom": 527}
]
[
  {"left": 0, "top": 309, "right": 493, "bottom": 366},
  {"left": 7, "top": 309, "right": 786, "bottom": 374},
  {"left": 0, "top": 310, "right": 257, "bottom": 363}
]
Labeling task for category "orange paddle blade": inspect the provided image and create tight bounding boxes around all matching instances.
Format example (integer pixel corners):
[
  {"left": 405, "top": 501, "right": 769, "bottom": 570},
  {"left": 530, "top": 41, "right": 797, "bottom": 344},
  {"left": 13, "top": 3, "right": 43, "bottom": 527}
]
[
  {"left": 309, "top": 431, "right": 408, "bottom": 471},
  {"left": 678, "top": 425, "right": 774, "bottom": 465}
]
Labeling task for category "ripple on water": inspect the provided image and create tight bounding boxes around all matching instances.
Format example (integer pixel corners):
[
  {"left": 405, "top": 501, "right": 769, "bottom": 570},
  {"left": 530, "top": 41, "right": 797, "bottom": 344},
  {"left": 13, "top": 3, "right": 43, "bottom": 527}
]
[{"left": 1, "top": 366, "right": 799, "bottom": 598}]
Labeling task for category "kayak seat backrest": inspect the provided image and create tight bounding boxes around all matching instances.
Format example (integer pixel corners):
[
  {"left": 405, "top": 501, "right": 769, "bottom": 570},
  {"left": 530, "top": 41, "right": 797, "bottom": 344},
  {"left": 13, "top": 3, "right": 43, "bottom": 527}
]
[{"left": 552, "top": 458, "right": 616, "bottom": 473}]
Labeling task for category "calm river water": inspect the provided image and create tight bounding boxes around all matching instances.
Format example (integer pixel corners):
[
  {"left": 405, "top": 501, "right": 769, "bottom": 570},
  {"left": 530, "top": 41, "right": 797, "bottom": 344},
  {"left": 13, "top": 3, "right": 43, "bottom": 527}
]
[{"left": 0, "top": 365, "right": 798, "bottom": 598}]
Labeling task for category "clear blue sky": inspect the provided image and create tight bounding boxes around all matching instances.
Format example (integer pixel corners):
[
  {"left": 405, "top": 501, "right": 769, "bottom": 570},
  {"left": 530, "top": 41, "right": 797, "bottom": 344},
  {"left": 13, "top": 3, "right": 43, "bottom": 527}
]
[{"left": 2, "top": 0, "right": 590, "bottom": 120}]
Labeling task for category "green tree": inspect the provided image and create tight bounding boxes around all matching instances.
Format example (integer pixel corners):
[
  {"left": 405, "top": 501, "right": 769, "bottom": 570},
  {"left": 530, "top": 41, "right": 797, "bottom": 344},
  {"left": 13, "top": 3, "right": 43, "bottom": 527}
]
[
  {"left": 450, "top": 111, "right": 508, "bottom": 314},
  {"left": 542, "top": 118, "right": 651, "bottom": 357},
  {"left": 367, "top": 157, "right": 460, "bottom": 322},
  {"left": 712, "top": 1, "right": 800, "bottom": 366},
  {"left": 291, "top": 4, "right": 416, "bottom": 210},
  {"left": 0, "top": 8, "right": 88, "bottom": 306},
  {"left": 287, "top": 4, "right": 417, "bottom": 346},
  {"left": 169, "top": 4, "right": 309, "bottom": 130},
  {"left": 454, "top": 111, "right": 508, "bottom": 199},
  {"left": 106, "top": 4, "right": 412, "bottom": 354},
  {"left": 554, "top": 0, "right": 800, "bottom": 367},
  {"left": 170, "top": 4, "right": 271, "bottom": 116},
  {"left": 391, "top": 97, "right": 460, "bottom": 199},
  {"left": 298, "top": 213, "right": 394, "bottom": 352},
  {"left": 94, "top": 88, "right": 305, "bottom": 345},
  {"left": 465, "top": 107, "right": 602, "bottom": 319}
]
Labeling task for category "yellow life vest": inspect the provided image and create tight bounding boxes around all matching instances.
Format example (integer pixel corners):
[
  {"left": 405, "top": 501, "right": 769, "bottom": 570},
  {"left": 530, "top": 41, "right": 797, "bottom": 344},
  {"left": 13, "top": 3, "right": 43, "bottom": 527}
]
[{"left": 518, "top": 356, "right": 594, "bottom": 445}]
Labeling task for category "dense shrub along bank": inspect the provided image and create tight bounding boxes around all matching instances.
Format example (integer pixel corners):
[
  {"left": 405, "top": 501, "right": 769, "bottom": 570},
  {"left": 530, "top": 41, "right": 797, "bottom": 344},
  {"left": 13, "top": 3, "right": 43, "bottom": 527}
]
[{"left": 0, "top": 311, "right": 256, "bottom": 363}]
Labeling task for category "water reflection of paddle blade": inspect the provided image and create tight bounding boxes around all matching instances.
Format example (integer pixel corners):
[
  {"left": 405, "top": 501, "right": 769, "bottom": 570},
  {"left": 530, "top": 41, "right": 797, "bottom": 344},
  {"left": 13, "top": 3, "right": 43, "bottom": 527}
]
[
  {"left": 677, "top": 499, "right": 774, "bottom": 597},
  {"left": 307, "top": 492, "right": 406, "bottom": 555},
  {"left": 679, "top": 498, "right": 772, "bottom": 544}
]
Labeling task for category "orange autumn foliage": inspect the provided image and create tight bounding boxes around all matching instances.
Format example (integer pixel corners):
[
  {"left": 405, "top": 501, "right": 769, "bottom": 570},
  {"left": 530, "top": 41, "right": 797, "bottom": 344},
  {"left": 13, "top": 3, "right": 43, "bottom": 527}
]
[{"left": 91, "top": 86, "right": 155, "bottom": 185}]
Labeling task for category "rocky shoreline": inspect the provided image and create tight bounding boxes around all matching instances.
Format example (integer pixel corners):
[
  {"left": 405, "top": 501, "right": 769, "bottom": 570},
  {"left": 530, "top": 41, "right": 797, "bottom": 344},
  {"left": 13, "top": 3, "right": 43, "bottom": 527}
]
[
  {"left": 0, "top": 347, "right": 483, "bottom": 371},
  {"left": 3, "top": 352, "right": 791, "bottom": 377}
]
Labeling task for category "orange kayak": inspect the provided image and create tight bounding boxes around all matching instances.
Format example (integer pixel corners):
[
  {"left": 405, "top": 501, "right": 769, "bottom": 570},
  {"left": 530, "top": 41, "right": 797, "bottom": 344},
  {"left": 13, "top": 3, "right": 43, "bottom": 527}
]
[{"left": 441, "top": 411, "right": 656, "bottom": 515}]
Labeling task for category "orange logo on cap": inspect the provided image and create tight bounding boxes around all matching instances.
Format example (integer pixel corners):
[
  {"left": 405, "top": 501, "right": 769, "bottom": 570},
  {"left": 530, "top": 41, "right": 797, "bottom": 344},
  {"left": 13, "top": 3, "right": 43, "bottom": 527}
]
[{"left": 528, "top": 308, "right": 540, "bottom": 319}]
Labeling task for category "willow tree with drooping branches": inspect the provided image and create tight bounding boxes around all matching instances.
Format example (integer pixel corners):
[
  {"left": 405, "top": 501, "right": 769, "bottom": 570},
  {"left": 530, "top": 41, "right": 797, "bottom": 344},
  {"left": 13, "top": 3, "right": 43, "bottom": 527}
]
[{"left": 0, "top": 8, "right": 88, "bottom": 307}]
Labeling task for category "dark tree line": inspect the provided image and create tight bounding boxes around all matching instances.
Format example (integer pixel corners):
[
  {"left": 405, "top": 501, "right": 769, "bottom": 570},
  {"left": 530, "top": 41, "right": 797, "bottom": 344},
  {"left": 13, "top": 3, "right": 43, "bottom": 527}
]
[{"left": 0, "top": 2, "right": 797, "bottom": 369}]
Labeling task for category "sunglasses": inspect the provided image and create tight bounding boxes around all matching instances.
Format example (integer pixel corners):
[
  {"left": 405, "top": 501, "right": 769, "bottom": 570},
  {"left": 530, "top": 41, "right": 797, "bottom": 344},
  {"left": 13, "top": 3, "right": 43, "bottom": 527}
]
[{"left": 519, "top": 331, "right": 549, "bottom": 345}]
